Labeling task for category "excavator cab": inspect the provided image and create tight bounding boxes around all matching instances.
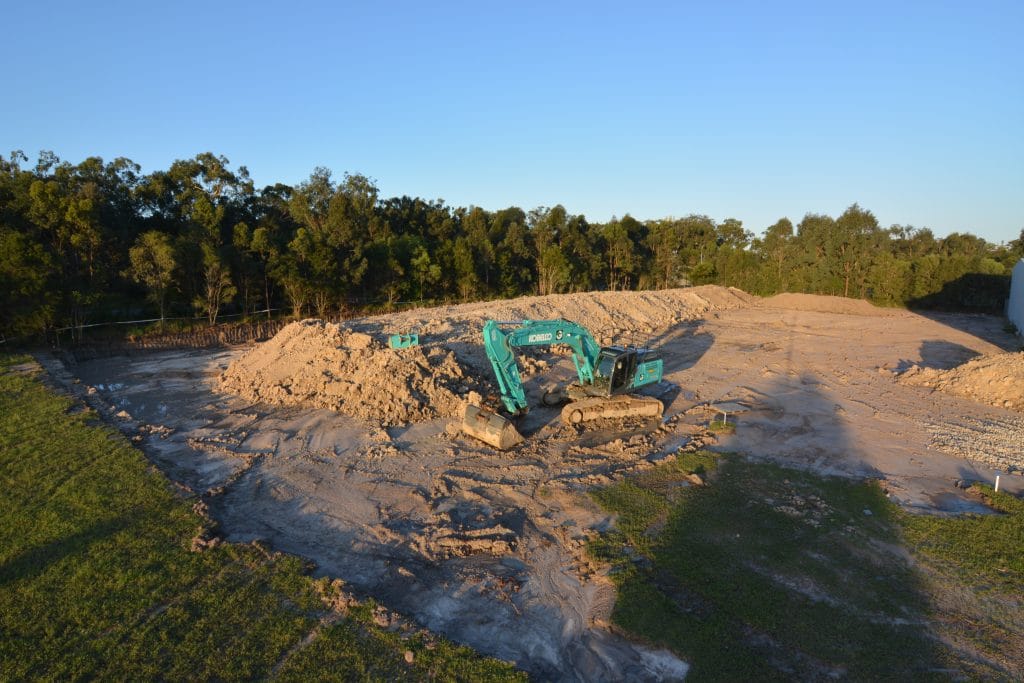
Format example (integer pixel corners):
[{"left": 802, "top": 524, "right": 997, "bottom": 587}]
[{"left": 597, "top": 347, "right": 639, "bottom": 395}]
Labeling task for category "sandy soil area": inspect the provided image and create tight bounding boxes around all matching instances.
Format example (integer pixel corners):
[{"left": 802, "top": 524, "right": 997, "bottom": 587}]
[{"left": 43, "top": 287, "right": 1024, "bottom": 681}]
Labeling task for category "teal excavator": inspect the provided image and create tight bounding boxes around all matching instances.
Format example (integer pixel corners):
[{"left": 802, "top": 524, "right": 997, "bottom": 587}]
[{"left": 462, "top": 318, "right": 665, "bottom": 449}]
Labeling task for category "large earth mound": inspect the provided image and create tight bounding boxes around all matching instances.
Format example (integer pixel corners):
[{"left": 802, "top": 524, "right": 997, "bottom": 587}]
[
  {"left": 218, "top": 286, "right": 758, "bottom": 425},
  {"left": 761, "top": 292, "right": 900, "bottom": 316},
  {"left": 218, "top": 319, "right": 473, "bottom": 425},
  {"left": 899, "top": 351, "right": 1024, "bottom": 412},
  {"left": 388, "top": 285, "right": 757, "bottom": 343}
]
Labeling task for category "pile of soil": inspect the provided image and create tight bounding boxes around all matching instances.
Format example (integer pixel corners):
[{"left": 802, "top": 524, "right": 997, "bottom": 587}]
[
  {"left": 899, "top": 351, "right": 1024, "bottom": 412},
  {"left": 217, "top": 287, "right": 757, "bottom": 426},
  {"left": 218, "top": 320, "right": 472, "bottom": 425},
  {"left": 761, "top": 293, "right": 899, "bottom": 316},
  {"left": 396, "top": 285, "right": 757, "bottom": 344}
]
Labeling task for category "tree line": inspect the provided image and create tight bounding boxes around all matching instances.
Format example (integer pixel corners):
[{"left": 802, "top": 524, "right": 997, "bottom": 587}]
[{"left": 2, "top": 151, "right": 1022, "bottom": 341}]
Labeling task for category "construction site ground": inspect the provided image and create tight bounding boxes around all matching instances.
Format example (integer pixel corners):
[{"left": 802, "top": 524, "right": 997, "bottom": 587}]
[{"left": 42, "top": 287, "right": 1024, "bottom": 681}]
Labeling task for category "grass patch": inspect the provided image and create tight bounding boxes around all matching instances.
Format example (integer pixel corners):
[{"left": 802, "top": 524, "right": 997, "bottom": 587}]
[
  {"left": 707, "top": 419, "right": 735, "bottom": 434},
  {"left": 898, "top": 485, "right": 1024, "bottom": 671},
  {"left": 902, "top": 485, "right": 1024, "bottom": 589},
  {"left": 589, "top": 451, "right": 1021, "bottom": 680},
  {"left": 0, "top": 355, "right": 523, "bottom": 681}
]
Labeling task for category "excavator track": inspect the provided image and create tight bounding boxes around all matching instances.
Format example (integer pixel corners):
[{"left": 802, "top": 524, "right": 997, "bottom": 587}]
[{"left": 560, "top": 395, "right": 664, "bottom": 425}]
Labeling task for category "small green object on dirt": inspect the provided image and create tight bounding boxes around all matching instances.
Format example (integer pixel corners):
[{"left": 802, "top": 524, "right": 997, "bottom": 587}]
[{"left": 388, "top": 333, "right": 420, "bottom": 349}]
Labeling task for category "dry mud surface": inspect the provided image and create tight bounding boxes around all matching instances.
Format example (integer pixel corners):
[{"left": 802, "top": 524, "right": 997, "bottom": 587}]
[{"left": 45, "top": 286, "right": 1024, "bottom": 681}]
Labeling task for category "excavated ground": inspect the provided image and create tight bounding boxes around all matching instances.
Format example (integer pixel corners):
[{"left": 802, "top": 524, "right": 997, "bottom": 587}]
[{"left": 44, "top": 287, "right": 1024, "bottom": 681}]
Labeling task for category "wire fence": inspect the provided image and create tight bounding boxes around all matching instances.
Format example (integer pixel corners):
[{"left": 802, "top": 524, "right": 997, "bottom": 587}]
[
  {"left": 1, "top": 309, "right": 291, "bottom": 355},
  {"left": 48, "top": 309, "right": 281, "bottom": 333},
  {"left": 0, "top": 295, "right": 461, "bottom": 350}
]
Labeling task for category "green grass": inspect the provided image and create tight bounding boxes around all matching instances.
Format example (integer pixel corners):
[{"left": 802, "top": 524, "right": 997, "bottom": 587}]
[
  {"left": 706, "top": 419, "right": 735, "bottom": 434},
  {"left": 902, "top": 485, "right": 1024, "bottom": 589},
  {"left": 589, "top": 451, "right": 1022, "bottom": 681},
  {"left": 0, "top": 355, "right": 523, "bottom": 682}
]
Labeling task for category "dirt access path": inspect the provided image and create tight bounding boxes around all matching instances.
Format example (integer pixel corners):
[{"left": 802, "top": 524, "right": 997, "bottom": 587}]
[{"left": 44, "top": 287, "right": 1024, "bottom": 681}]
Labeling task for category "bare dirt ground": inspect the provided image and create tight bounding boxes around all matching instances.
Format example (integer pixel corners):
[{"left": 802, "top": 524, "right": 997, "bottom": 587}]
[{"left": 42, "top": 287, "right": 1024, "bottom": 681}]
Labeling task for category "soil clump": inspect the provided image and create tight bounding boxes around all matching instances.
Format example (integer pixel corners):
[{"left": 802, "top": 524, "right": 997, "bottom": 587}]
[{"left": 899, "top": 351, "right": 1024, "bottom": 413}]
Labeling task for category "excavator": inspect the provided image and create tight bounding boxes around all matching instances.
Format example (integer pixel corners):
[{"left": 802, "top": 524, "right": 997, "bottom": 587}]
[{"left": 461, "top": 318, "right": 665, "bottom": 449}]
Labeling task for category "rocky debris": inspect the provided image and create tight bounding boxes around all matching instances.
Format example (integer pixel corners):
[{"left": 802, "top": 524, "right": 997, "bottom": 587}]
[
  {"left": 898, "top": 351, "right": 1024, "bottom": 413},
  {"left": 312, "top": 577, "right": 423, "bottom": 640},
  {"left": 518, "top": 354, "right": 549, "bottom": 377},
  {"left": 312, "top": 577, "right": 361, "bottom": 614},
  {"left": 190, "top": 531, "right": 221, "bottom": 552},
  {"left": 139, "top": 423, "right": 174, "bottom": 438},
  {"left": 217, "top": 319, "right": 478, "bottom": 426},
  {"left": 772, "top": 492, "right": 832, "bottom": 528},
  {"left": 924, "top": 413, "right": 1024, "bottom": 474},
  {"left": 189, "top": 498, "right": 222, "bottom": 552}
]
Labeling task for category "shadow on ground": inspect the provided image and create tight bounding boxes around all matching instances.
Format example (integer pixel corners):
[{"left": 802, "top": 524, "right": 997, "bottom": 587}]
[
  {"left": 0, "top": 517, "right": 131, "bottom": 587},
  {"left": 895, "top": 339, "right": 981, "bottom": 371},
  {"left": 593, "top": 372, "right": 955, "bottom": 680}
]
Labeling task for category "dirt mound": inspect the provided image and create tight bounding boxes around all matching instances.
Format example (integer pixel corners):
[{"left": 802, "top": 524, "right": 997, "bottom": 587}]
[
  {"left": 388, "top": 285, "right": 756, "bottom": 343},
  {"left": 470, "top": 286, "right": 757, "bottom": 333},
  {"left": 218, "top": 320, "right": 472, "bottom": 425},
  {"left": 899, "top": 351, "right": 1024, "bottom": 412},
  {"left": 761, "top": 293, "right": 898, "bottom": 316},
  {"left": 217, "top": 287, "right": 755, "bottom": 426}
]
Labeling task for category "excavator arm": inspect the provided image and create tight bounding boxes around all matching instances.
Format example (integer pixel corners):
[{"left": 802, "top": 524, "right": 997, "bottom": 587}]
[{"left": 482, "top": 319, "right": 603, "bottom": 415}]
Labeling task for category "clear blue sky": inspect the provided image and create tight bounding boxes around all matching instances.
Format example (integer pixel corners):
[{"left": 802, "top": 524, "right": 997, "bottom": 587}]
[{"left": 4, "top": 0, "right": 1022, "bottom": 243}]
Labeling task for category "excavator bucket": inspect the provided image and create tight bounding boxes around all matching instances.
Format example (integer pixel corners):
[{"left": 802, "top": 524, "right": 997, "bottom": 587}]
[{"left": 461, "top": 403, "right": 524, "bottom": 450}]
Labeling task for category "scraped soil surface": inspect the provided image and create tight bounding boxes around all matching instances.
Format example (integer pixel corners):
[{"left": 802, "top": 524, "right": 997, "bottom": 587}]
[{"left": 45, "top": 286, "right": 1024, "bottom": 681}]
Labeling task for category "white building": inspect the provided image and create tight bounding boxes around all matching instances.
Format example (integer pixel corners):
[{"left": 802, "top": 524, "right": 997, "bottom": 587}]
[{"left": 1009, "top": 259, "right": 1024, "bottom": 335}]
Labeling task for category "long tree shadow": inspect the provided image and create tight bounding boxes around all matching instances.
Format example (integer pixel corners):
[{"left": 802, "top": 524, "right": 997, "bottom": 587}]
[
  {"left": 895, "top": 339, "right": 981, "bottom": 371},
  {"left": 0, "top": 516, "right": 132, "bottom": 587},
  {"left": 647, "top": 323, "right": 715, "bottom": 375},
  {"left": 907, "top": 273, "right": 1019, "bottom": 352},
  {"left": 908, "top": 273, "right": 1009, "bottom": 314},
  {"left": 592, "top": 371, "right": 959, "bottom": 680}
]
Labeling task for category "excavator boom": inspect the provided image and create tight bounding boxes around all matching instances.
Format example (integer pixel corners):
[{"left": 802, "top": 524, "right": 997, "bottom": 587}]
[{"left": 482, "top": 319, "right": 602, "bottom": 415}]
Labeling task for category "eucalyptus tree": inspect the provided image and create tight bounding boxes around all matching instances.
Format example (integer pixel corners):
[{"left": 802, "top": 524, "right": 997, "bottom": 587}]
[{"left": 128, "top": 231, "right": 176, "bottom": 322}]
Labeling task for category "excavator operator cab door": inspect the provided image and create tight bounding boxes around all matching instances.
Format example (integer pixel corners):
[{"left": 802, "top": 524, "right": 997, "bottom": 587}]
[{"left": 607, "top": 349, "right": 638, "bottom": 396}]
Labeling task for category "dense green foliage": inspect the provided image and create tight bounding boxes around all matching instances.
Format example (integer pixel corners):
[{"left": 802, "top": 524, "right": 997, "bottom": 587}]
[
  {"left": 589, "top": 452, "right": 1020, "bottom": 681},
  {"left": 2, "top": 150, "right": 1022, "bottom": 340},
  {"left": 0, "top": 356, "right": 523, "bottom": 681}
]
